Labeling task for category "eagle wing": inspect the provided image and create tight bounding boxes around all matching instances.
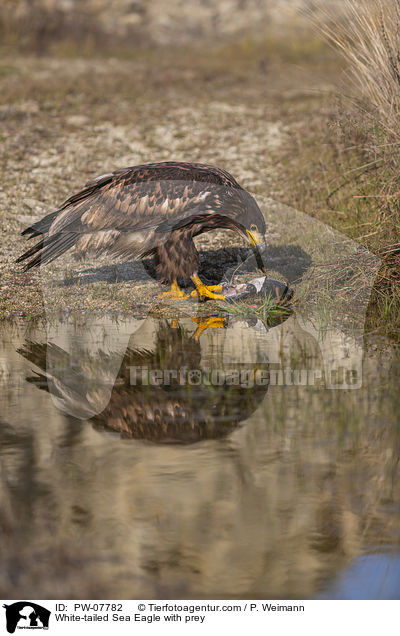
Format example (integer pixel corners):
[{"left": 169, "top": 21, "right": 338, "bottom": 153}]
[{"left": 17, "top": 162, "right": 240, "bottom": 269}]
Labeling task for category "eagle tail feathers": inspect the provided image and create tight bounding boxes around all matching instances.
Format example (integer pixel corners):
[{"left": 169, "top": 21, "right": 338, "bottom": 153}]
[
  {"left": 17, "top": 232, "right": 77, "bottom": 270},
  {"left": 21, "top": 210, "right": 61, "bottom": 238}
]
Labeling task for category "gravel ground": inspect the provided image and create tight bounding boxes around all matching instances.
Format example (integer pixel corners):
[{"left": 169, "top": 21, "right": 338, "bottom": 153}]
[{"left": 0, "top": 51, "right": 338, "bottom": 320}]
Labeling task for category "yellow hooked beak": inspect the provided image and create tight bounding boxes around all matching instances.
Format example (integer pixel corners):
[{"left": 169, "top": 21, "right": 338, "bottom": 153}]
[{"left": 246, "top": 229, "right": 265, "bottom": 247}]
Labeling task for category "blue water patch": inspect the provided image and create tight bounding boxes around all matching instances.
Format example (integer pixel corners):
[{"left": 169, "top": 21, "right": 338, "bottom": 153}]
[{"left": 318, "top": 553, "right": 400, "bottom": 600}]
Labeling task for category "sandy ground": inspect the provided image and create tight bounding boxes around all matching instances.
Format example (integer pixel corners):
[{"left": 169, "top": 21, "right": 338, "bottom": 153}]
[{"left": 0, "top": 50, "right": 339, "bottom": 319}]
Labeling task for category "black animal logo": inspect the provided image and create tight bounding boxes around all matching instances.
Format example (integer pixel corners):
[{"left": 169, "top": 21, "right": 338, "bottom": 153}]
[{"left": 3, "top": 602, "right": 50, "bottom": 633}]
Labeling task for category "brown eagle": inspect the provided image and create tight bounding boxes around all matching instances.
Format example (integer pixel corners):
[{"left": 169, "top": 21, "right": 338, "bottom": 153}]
[
  {"left": 17, "top": 319, "right": 269, "bottom": 443},
  {"left": 16, "top": 161, "right": 266, "bottom": 300}
]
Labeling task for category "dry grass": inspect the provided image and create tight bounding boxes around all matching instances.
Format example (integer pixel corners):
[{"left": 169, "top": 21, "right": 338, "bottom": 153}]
[
  {"left": 275, "top": 1, "right": 400, "bottom": 334},
  {"left": 301, "top": 1, "right": 400, "bottom": 218},
  {"left": 304, "top": 0, "right": 400, "bottom": 137}
]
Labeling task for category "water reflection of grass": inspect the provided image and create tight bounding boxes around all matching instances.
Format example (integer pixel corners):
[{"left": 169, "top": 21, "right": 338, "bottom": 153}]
[{"left": 217, "top": 294, "right": 294, "bottom": 328}]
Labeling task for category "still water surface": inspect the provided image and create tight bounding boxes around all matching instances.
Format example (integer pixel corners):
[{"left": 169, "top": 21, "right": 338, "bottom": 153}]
[{"left": 0, "top": 312, "right": 399, "bottom": 599}]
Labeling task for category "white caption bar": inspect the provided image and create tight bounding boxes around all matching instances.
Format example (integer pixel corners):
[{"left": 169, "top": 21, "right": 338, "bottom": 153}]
[{"left": 1, "top": 599, "right": 398, "bottom": 635}]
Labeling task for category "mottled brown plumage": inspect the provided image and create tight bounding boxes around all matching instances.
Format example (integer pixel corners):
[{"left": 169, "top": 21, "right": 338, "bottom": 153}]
[
  {"left": 17, "top": 161, "right": 266, "bottom": 298},
  {"left": 17, "top": 320, "right": 269, "bottom": 443}
]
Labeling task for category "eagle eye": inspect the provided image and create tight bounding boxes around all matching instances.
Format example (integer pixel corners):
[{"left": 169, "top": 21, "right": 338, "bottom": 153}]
[{"left": 250, "top": 224, "right": 258, "bottom": 231}]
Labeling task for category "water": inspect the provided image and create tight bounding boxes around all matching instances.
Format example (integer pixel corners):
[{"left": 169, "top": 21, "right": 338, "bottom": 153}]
[
  {"left": 0, "top": 311, "right": 399, "bottom": 599},
  {"left": 317, "top": 554, "right": 400, "bottom": 600}
]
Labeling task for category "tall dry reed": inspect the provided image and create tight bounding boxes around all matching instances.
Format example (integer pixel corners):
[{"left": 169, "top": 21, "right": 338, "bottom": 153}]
[{"left": 304, "top": 0, "right": 400, "bottom": 141}]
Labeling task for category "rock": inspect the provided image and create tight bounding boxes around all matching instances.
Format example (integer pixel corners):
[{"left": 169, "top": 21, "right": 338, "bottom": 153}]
[
  {"left": 66, "top": 115, "right": 89, "bottom": 126},
  {"left": 22, "top": 198, "right": 44, "bottom": 211}
]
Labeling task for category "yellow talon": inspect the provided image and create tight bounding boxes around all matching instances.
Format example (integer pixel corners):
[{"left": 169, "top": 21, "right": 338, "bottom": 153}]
[
  {"left": 158, "top": 279, "right": 189, "bottom": 300},
  {"left": 190, "top": 284, "right": 223, "bottom": 298},
  {"left": 192, "top": 316, "right": 227, "bottom": 339},
  {"left": 190, "top": 275, "right": 225, "bottom": 301}
]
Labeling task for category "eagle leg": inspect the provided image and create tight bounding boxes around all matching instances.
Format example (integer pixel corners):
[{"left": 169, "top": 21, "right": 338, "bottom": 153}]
[
  {"left": 190, "top": 274, "right": 225, "bottom": 301},
  {"left": 158, "top": 279, "right": 189, "bottom": 300},
  {"left": 191, "top": 316, "right": 227, "bottom": 340}
]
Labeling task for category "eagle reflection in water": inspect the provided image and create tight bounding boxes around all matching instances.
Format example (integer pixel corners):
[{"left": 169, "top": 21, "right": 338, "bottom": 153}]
[{"left": 17, "top": 317, "right": 274, "bottom": 444}]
